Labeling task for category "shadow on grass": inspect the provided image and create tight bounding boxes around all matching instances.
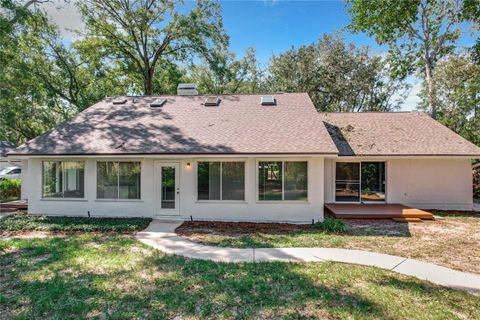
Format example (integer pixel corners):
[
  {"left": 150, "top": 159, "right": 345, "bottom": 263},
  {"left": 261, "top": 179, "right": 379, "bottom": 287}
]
[{"left": 1, "top": 235, "right": 477, "bottom": 319}]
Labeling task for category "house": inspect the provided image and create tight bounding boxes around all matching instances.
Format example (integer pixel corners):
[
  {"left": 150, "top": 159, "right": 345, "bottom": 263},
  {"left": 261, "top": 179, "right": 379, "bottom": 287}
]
[{"left": 7, "top": 90, "right": 480, "bottom": 222}]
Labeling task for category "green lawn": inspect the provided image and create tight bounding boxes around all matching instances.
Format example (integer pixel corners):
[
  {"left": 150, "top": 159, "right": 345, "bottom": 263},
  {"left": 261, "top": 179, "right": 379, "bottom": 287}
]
[
  {"left": 0, "top": 213, "right": 151, "bottom": 233},
  {"left": 1, "top": 235, "right": 479, "bottom": 319},
  {"left": 178, "top": 216, "right": 480, "bottom": 274}
]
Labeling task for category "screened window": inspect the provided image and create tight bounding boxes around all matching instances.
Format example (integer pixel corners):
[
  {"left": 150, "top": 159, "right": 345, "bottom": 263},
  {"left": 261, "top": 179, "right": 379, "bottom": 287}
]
[
  {"left": 258, "top": 161, "right": 308, "bottom": 201},
  {"left": 97, "top": 162, "right": 141, "bottom": 199},
  {"left": 197, "top": 162, "right": 245, "bottom": 200},
  {"left": 42, "top": 161, "right": 85, "bottom": 198}
]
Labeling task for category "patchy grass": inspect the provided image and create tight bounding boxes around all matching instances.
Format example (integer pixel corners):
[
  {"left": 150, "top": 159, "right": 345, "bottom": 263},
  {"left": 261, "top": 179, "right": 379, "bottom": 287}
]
[
  {"left": 177, "top": 213, "right": 480, "bottom": 274},
  {"left": 0, "top": 212, "right": 151, "bottom": 234},
  {"left": 0, "top": 235, "right": 479, "bottom": 319}
]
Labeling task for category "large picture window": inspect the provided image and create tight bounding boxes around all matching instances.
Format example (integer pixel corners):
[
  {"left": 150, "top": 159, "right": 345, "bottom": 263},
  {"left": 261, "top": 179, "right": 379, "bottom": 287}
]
[
  {"left": 258, "top": 161, "right": 308, "bottom": 201},
  {"left": 42, "top": 161, "right": 85, "bottom": 198},
  {"left": 97, "top": 161, "right": 141, "bottom": 199},
  {"left": 197, "top": 162, "right": 245, "bottom": 201}
]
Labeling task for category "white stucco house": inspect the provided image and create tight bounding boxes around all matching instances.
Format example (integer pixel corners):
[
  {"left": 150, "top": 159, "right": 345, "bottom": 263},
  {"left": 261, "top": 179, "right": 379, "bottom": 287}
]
[{"left": 7, "top": 90, "right": 480, "bottom": 222}]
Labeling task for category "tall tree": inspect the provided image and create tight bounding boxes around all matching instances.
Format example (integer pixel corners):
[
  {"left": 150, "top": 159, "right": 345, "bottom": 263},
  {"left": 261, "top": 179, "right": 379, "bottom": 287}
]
[
  {"left": 462, "top": 0, "right": 480, "bottom": 63},
  {"left": 345, "top": 0, "right": 465, "bottom": 119},
  {"left": 78, "top": 0, "right": 228, "bottom": 95},
  {"left": 266, "top": 33, "right": 408, "bottom": 112},
  {"left": 419, "top": 53, "right": 480, "bottom": 145},
  {"left": 189, "top": 47, "right": 262, "bottom": 94}
]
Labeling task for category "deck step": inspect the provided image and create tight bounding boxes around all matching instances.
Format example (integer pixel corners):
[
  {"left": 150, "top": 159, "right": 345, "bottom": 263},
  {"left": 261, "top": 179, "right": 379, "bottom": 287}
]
[{"left": 392, "top": 218, "right": 424, "bottom": 223}]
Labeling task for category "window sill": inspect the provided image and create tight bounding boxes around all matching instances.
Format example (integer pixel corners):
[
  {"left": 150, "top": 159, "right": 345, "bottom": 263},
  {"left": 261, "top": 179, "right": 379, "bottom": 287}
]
[
  {"left": 95, "top": 199, "right": 143, "bottom": 203},
  {"left": 195, "top": 200, "right": 247, "bottom": 204},
  {"left": 40, "top": 198, "right": 88, "bottom": 202},
  {"left": 256, "top": 200, "right": 310, "bottom": 204}
]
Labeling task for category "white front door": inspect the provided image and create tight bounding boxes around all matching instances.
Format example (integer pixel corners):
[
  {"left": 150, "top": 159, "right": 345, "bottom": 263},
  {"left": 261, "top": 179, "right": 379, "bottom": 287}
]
[{"left": 155, "top": 162, "right": 180, "bottom": 216}]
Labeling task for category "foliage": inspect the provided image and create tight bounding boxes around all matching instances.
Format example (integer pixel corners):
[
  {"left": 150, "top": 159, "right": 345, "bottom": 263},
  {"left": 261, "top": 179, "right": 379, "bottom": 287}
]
[
  {"left": 310, "top": 218, "right": 348, "bottom": 234},
  {"left": 0, "top": 212, "right": 151, "bottom": 232},
  {"left": 266, "top": 33, "right": 409, "bottom": 112},
  {"left": 189, "top": 47, "right": 262, "bottom": 94},
  {"left": 1, "top": 235, "right": 479, "bottom": 319},
  {"left": 462, "top": 0, "right": 480, "bottom": 63},
  {"left": 77, "top": 0, "right": 228, "bottom": 95},
  {"left": 345, "top": 0, "right": 465, "bottom": 118},
  {"left": 0, "top": 1, "right": 127, "bottom": 143},
  {"left": 418, "top": 53, "right": 480, "bottom": 146},
  {"left": 474, "top": 168, "right": 480, "bottom": 199},
  {"left": 0, "top": 178, "right": 21, "bottom": 200}
]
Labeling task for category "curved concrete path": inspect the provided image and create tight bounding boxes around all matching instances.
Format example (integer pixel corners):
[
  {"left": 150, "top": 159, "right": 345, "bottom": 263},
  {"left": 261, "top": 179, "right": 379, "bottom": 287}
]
[{"left": 135, "top": 220, "right": 480, "bottom": 294}]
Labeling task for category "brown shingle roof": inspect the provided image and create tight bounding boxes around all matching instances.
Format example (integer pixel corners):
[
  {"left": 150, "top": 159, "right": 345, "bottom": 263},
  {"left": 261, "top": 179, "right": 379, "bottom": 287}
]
[
  {"left": 319, "top": 112, "right": 480, "bottom": 156},
  {"left": 11, "top": 93, "right": 338, "bottom": 155}
]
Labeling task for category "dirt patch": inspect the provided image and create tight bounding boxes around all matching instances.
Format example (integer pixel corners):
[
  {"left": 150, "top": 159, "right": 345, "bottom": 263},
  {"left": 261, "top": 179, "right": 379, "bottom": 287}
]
[{"left": 176, "top": 221, "right": 312, "bottom": 236}]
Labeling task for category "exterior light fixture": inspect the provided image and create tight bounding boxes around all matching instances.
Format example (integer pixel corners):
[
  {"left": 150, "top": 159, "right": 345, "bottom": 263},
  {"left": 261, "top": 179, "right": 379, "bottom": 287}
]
[{"left": 187, "top": 162, "right": 191, "bottom": 168}]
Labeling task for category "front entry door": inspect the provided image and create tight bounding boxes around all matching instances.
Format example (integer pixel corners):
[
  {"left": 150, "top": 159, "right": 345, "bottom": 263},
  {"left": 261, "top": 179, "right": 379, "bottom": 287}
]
[{"left": 155, "top": 162, "right": 180, "bottom": 216}]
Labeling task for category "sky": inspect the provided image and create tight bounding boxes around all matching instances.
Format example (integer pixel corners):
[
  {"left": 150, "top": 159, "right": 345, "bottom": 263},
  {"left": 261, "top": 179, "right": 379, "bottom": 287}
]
[{"left": 42, "top": 0, "right": 477, "bottom": 111}]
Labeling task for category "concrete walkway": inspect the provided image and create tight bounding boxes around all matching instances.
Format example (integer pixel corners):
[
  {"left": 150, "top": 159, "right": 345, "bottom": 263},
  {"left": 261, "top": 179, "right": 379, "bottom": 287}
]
[{"left": 135, "top": 220, "right": 480, "bottom": 294}]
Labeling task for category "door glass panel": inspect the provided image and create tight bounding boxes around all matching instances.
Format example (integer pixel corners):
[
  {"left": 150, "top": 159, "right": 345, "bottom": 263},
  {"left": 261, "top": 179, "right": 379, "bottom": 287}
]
[
  {"left": 335, "top": 162, "right": 360, "bottom": 202},
  {"left": 361, "top": 162, "right": 385, "bottom": 202},
  {"left": 161, "top": 166, "right": 175, "bottom": 209}
]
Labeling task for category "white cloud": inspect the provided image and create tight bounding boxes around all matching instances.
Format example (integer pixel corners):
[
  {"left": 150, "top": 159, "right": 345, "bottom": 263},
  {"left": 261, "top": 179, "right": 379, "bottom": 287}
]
[{"left": 43, "top": 0, "right": 84, "bottom": 41}]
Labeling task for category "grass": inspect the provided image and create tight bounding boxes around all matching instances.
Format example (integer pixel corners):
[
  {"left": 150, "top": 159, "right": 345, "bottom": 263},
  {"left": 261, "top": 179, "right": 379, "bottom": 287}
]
[
  {"left": 0, "top": 212, "right": 151, "bottom": 233},
  {"left": 178, "top": 214, "right": 480, "bottom": 274},
  {"left": 1, "top": 235, "right": 479, "bottom": 319}
]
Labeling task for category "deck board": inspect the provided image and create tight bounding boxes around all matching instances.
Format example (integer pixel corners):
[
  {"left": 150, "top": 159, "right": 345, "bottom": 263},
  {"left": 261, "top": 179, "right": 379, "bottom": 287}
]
[{"left": 325, "top": 203, "right": 434, "bottom": 220}]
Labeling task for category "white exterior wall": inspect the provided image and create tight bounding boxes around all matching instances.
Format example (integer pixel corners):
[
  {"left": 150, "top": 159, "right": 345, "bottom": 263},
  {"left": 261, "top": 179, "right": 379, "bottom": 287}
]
[
  {"left": 25, "top": 156, "right": 325, "bottom": 223},
  {"left": 324, "top": 158, "right": 473, "bottom": 210}
]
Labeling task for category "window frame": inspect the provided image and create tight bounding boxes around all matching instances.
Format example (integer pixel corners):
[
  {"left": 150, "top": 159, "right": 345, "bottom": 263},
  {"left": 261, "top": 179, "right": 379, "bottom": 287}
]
[
  {"left": 195, "top": 160, "right": 247, "bottom": 202},
  {"left": 41, "top": 160, "right": 86, "bottom": 199},
  {"left": 95, "top": 160, "right": 142, "bottom": 200},
  {"left": 256, "top": 159, "right": 309, "bottom": 203}
]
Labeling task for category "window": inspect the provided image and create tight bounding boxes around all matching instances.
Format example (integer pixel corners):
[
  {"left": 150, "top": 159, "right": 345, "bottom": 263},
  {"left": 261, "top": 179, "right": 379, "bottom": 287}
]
[
  {"left": 335, "top": 162, "right": 385, "bottom": 202},
  {"left": 42, "top": 161, "right": 85, "bottom": 198},
  {"left": 258, "top": 161, "right": 308, "bottom": 201},
  {"left": 97, "top": 161, "right": 141, "bottom": 199},
  {"left": 197, "top": 162, "right": 245, "bottom": 200}
]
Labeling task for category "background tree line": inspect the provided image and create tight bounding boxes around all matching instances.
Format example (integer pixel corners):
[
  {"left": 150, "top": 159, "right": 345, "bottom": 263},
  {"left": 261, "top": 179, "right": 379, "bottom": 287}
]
[{"left": 1, "top": 0, "right": 478, "bottom": 146}]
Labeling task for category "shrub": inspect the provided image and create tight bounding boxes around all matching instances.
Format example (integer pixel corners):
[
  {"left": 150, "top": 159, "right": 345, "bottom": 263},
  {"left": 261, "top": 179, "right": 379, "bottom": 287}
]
[
  {"left": 474, "top": 168, "right": 480, "bottom": 199},
  {"left": 0, "top": 178, "right": 21, "bottom": 201},
  {"left": 310, "top": 218, "right": 348, "bottom": 234}
]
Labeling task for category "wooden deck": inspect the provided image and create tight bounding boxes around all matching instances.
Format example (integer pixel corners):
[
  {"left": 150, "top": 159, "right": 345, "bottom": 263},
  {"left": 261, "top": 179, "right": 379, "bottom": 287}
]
[
  {"left": 0, "top": 200, "right": 28, "bottom": 213},
  {"left": 325, "top": 203, "right": 434, "bottom": 220}
]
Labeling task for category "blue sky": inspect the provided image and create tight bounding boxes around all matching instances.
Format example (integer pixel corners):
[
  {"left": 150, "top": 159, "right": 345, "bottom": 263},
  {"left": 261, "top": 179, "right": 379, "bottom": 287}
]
[
  {"left": 45, "top": 0, "right": 476, "bottom": 111},
  {"left": 221, "top": 1, "right": 384, "bottom": 64}
]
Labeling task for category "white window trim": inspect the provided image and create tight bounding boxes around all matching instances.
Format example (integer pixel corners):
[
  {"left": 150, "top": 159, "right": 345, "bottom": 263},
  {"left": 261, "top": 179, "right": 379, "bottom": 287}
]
[
  {"left": 95, "top": 160, "right": 142, "bottom": 200},
  {"left": 256, "top": 159, "right": 310, "bottom": 203},
  {"left": 41, "top": 160, "right": 86, "bottom": 200},
  {"left": 195, "top": 160, "right": 247, "bottom": 202},
  {"left": 333, "top": 160, "right": 387, "bottom": 204}
]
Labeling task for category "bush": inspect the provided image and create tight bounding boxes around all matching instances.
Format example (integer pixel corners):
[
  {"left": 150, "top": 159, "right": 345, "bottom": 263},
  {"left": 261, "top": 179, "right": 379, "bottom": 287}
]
[
  {"left": 0, "top": 178, "right": 21, "bottom": 201},
  {"left": 310, "top": 218, "right": 348, "bottom": 234},
  {"left": 474, "top": 168, "right": 480, "bottom": 199}
]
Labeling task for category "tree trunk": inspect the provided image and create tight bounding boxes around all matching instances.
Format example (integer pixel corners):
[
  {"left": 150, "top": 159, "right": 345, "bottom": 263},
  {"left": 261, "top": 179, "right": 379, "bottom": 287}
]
[
  {"left": 144, "top": 67, "right": 154, "bottom": 95},
  {"left": 425, "top": 60, "right": 436, "bottom": 119}
]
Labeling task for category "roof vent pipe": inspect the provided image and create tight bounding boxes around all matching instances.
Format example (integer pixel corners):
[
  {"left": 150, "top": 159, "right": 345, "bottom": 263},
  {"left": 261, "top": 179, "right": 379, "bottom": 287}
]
[{"left": 177, "top": 83, "right": 198, "bottom": 96}]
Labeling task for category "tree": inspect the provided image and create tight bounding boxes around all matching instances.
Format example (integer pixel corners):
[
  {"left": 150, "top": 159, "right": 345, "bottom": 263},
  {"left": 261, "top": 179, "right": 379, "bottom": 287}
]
[
  {"left": 78, "top": 0, "right": 228, "bottom": 95},
  {"left": 266, "top": 33, "right": 408, "bottom": 112},
  {"left": 419, "top": 53, "right": 480, "bottom": 146},
  {"left": 462, "top": 0, "right": 480, "bottom": 63},
  {"left": 189, "top": 47, "right": 262, "bottom": 94},
  {"left": 345, "top": 0, "right": 465, "bottom": 119},
  {"left": 0, "top": 1, "right": 127, "bottom": 143}
]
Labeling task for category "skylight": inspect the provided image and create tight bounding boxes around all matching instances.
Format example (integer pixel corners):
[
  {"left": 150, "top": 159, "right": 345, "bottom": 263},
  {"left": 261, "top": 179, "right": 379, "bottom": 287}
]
[
  {"left": 112, "top": 98, "right": 128, "bottom": 105},
  {"left": 150, "top": 98, "right": 166, "bottom": 108},
  {"left": 204, "top": 96, "right": 220, "bottom": 106},
  {"left": 261, "top": 96, "right": 276, "bottom": 106}
]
